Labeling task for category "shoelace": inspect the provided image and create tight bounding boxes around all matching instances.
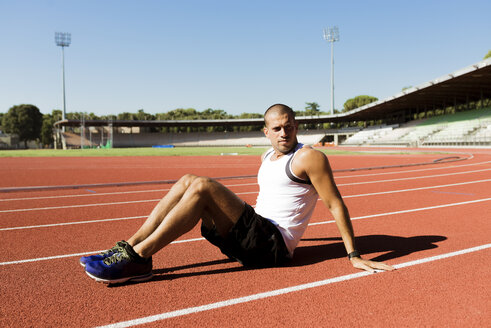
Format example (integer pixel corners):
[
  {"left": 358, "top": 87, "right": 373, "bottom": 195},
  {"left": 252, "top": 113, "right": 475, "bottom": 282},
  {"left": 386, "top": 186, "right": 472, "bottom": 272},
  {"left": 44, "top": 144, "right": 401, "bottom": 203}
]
[
  {"left": 100, "top": 242, "right": 126, "bottom": 256},
  {"left": 103, "top": 250, "right": 130, "bottom": 265}
]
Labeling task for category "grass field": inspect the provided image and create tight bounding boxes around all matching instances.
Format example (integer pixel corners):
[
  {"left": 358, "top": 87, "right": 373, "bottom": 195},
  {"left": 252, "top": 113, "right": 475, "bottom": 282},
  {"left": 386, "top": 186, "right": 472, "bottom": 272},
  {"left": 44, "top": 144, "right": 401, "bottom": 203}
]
[
  {"left": 0, "top": 147, "right": 438, "bottom": 157},
  {"left": 0, "top": 147, "right": 267, "bottom": 157}
]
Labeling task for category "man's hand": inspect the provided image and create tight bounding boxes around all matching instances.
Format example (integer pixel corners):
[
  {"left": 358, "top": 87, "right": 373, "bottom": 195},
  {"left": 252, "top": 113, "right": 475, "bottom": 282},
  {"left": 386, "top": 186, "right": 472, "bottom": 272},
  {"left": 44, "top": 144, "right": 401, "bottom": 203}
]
[{"left": 350, "top": 257, "right": 395, "bottom": 273}]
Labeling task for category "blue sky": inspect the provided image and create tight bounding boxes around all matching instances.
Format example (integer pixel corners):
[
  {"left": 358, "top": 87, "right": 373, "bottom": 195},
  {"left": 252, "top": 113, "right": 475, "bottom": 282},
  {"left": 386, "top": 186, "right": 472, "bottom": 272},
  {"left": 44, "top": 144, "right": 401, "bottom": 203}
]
[{"left": 1, "top": 0, "right": 490, "bottom": 116}]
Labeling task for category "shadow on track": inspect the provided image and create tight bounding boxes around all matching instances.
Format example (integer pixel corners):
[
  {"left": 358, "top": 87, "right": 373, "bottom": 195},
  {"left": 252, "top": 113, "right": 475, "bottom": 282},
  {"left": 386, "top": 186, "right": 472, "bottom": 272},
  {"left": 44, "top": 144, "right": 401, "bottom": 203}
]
[
  {"left": 291, "top": 234, "right": 447, "bottom": 266},
  {"left": 109, "top": 234, "right": 446, "bottom": 286}
]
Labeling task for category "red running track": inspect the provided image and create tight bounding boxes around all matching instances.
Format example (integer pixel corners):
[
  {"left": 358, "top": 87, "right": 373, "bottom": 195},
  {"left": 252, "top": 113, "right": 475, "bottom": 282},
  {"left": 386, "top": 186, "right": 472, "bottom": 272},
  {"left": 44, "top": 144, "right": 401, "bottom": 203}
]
[{"left": 0, "top": 148, "right": 490, "bottom": 327}]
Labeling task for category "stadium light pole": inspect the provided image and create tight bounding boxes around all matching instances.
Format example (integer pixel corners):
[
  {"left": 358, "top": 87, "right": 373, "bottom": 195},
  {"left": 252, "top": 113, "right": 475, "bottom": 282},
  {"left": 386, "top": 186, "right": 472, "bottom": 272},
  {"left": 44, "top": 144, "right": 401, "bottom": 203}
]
[
  {"left": 55, "top": 32, "right": 71, "bottom": 129},
  {"left": 323, "top": 26, "right": 339, "bottom": 115}
]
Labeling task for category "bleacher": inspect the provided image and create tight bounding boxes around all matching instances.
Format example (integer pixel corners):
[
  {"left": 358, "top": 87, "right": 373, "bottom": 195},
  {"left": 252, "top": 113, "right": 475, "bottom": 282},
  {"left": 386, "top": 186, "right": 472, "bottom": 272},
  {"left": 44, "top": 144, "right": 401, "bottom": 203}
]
[
  {"left": 342, "top": 107, "right": 491, "bottom": 147},
  {"left": 421, "top": 108, "right": 491, "bottom": 146},
  {"left": 470, "top": 123, "right": 491, "bottom": 144},
  {"left": 343, "top": 124, "right": 400, "bottom": 146}
]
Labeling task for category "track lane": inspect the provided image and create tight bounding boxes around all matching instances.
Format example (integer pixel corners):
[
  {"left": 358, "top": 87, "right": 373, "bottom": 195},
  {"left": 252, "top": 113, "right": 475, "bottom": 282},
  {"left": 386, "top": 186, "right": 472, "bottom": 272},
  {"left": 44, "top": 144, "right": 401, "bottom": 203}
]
[
  {"left": 1, "top": 150, "right": 490, "bottom": 327},
  {"left": 1, "top": 165, "right": 489, "bottom": 225},
  {"left": 1, "top": 204, "right": 489, "bottom": 327},
  {"left": 150, "top": 248, "right": 489, "bottom": 328},
  {"left": 1, "top": 175, "right": 490, "bottom": 261}
]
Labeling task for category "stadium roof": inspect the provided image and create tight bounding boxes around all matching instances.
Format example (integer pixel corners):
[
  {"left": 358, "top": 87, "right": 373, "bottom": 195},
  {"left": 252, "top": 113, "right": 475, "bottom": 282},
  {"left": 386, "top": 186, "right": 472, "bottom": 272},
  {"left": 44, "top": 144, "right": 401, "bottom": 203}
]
[
  {"left": 55, "top": 58, "right": 491, "bottom": 128},
  {"left": 338, "top": 57, "right": 491, "bottom": 122}
]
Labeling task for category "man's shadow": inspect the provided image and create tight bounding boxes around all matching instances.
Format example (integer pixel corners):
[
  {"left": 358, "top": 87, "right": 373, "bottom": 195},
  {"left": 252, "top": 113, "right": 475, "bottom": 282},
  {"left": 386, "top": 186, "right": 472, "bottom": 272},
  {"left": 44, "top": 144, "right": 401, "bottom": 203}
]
[
  {"left": 289, "top": 234, "right": 447, "bottom": 267},
  {"left": 144, "top": 234, "right": 446, "bottom": 283}
]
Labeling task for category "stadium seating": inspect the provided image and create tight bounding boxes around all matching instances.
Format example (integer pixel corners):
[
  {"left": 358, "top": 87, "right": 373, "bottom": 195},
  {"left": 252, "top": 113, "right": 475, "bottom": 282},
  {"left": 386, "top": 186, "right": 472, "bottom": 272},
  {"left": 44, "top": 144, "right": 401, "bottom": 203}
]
[
  {"left": 341, "top": 107, "right": 491, "bottom": 147},
  {"left": 343, "top": 124, "right": 400, "bottom": 146}
]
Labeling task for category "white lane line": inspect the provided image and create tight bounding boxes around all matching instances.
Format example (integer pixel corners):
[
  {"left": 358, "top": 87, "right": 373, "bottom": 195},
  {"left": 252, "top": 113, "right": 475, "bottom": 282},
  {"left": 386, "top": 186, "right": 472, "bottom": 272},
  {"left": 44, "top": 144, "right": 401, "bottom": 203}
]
[
  {"left": 0, "top": 199, "right": 162, "bottom": 213},
  {"left": 0, "top": 216, "right": 147, "bottom": 231},
  {"left": 2, "top": 167, "right": 490, "bottom": 214},
  {"left": 342, "top": 178, "right": 491, "bottom": 199},
  {"left": 0, "top": 191, "right": 258, "bottom": 214},
  {"left": 336, "top": 168, "right": 491, "bottom": 187},
  {"left": 0, "top": 237, "right": 207, "bottom": 266},
  {"left": 334, "top": 159, "right": 491, "bottom": 179},
  {"left": 1, "top": 197, "right": 489, "bottom": 266},
  {"left": 95, "top": 243, "right": 491, "bottom": 328},
  {"left": 2, "top": 160, "right": 489, "bottom": 203},
  {"left": 0, "top": 183, "right": 257, "bottom": 202},
  {"left": 309, "top": 197, "right": 491, "bottom": 226},
  {"left": 2, "top": 179, "right": 490, "bottom": 230}
]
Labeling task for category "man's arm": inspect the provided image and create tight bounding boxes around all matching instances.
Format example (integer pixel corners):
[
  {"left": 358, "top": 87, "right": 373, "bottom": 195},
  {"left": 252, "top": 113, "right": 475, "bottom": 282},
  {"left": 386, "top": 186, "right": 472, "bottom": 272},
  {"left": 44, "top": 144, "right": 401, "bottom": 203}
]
[{"left": 294, "top": 148, "right": 394, "bottom": 272}]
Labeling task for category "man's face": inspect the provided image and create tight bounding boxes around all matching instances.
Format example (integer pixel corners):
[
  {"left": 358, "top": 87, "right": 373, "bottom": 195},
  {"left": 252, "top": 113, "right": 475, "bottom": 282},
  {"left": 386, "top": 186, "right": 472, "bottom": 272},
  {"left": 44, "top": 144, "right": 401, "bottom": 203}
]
[{"left": 263, "top": 111, "right": 298, "bottom": 155}]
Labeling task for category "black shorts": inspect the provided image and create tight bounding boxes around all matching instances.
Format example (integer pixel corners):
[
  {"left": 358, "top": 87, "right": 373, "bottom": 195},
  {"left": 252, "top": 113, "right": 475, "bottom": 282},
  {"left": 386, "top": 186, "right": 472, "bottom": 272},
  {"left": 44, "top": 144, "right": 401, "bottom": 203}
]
[{"left": 201, "top": 203, "right": 290, "bottom": 268}]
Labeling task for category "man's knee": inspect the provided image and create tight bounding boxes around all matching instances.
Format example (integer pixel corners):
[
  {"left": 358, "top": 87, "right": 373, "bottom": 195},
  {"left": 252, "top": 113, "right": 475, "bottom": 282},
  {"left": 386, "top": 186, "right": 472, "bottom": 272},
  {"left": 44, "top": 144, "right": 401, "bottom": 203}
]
[
  {"left": 188, "top": 176, "right": 215, "bottom": 196},
  {"left": 178, "top": 174, "right": 199, "bottom": 188}
]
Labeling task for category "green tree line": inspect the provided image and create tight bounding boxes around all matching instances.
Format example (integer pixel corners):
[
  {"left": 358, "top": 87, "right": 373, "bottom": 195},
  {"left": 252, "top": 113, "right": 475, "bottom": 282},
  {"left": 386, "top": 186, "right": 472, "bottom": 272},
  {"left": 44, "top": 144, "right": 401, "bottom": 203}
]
[{"left": 0, "top": 105, "right": 267, "bottom": 148}]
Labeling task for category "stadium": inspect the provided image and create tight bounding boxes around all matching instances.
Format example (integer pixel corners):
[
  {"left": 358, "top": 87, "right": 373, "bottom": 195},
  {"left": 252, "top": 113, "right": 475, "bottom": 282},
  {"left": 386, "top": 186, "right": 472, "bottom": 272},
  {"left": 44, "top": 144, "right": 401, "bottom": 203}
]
[{"left": 53, "top": 58, "right": 491, "bottom": 149}]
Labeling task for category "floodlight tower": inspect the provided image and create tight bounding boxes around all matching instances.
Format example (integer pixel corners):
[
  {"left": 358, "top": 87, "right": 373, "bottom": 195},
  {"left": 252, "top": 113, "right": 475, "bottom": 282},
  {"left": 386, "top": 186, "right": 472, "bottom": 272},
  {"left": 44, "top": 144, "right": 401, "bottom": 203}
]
[
  {"left": 323, "top": 26, "right": 339, "bottom": 115},
  {"left": 55, "top": 32, "right": 71, "bottom": 126}
]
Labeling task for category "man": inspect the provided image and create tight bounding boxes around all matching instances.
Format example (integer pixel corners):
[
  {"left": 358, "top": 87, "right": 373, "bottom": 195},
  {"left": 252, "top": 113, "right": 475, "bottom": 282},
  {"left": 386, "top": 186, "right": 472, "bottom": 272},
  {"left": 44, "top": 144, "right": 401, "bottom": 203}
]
[{"left": 82, "top": 104, "right": 394, "bottom": 284}]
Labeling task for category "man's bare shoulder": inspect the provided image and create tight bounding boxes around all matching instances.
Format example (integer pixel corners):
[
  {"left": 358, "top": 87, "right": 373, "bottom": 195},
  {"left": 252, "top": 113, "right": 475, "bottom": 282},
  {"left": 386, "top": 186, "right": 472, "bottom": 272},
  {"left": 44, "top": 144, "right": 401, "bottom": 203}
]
[
  {"left": 293, "top": 146, "right": 329, "bottom": 174},
  {"left": 296, "top": 146, "right": 327, "bottom": 162}
]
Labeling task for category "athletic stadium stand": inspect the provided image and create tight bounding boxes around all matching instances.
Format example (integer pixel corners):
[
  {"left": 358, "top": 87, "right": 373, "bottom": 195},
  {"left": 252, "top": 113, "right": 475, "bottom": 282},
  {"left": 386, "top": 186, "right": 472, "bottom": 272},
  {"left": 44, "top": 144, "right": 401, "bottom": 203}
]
[
  {"left": 342, "top": 107, "right": 491, "bottom": 147},
  {"left": 53, "top": 57, "right": 491, "bottom": 149}
]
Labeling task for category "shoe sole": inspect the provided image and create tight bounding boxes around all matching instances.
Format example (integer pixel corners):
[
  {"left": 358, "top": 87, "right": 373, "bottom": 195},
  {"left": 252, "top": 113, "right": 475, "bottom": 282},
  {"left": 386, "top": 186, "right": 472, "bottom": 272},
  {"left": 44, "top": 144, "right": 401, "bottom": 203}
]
[{"left": 85, "top": 270, "right": 154, "bottom": 284}]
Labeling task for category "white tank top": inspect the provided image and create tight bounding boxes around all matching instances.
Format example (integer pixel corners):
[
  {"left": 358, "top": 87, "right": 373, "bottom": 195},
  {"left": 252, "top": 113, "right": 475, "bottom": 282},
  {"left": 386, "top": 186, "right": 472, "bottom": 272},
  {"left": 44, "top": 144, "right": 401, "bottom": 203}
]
[{"left": 255, "top": 143, "right": 318, "bottom": 256}]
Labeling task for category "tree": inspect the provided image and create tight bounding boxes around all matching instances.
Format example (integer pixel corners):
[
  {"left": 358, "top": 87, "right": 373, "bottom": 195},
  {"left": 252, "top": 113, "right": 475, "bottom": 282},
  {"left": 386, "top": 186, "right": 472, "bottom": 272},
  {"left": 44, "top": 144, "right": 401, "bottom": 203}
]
[
  {"left": 304, "top": 102, "right": 321, "bottom": 116},
  {"left": 136, "top": 109, "right": 155, "bottom": 121},
  {"left": 343, "top": 95, "right": 378, "bottom": 112},
  {"left": 40, "top": 110, "right": 63, "bottom": 148},
  {"left": 52, "top": 109, "right": 63, "bottom": 122},
  {"left": 2, "top": 104, "right": 43, "bottom": 148},
  {"left": 117, "top": 112, "right": 136, "bottom": 120},
  {"left": 484, "top": 50, "right": 491, "bottom": 60},
  {"left": 41, "top": 114, "right": 54, "bottom": 147}
]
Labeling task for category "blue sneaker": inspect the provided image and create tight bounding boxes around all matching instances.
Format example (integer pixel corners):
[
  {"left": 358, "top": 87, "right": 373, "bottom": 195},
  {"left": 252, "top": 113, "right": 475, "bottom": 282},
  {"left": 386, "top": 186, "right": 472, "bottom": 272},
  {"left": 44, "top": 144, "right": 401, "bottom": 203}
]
[
  {"left": 84, "top": 244, "right": 153, "bottom": 284},
  {"left": 79, "top": 240, "right": 128, "bottom": 267}
]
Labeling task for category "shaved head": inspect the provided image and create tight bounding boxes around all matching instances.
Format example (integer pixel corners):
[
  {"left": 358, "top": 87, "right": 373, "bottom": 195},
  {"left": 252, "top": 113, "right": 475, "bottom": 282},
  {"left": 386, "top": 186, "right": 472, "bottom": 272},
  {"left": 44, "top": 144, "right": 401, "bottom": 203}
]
[{"left": 264, "top": 104, "right": 295, "bottom": 127}]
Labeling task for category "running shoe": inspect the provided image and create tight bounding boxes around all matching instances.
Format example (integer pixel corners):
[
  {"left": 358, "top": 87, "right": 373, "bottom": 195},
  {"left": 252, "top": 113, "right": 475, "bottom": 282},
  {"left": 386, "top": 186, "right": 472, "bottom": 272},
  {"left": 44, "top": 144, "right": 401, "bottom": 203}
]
[
  {"left": 84, "top": 244, "right": 153, "bottom": 284},
  {"left": 79, "top": 240, "right": 128, "bottom": 267}
]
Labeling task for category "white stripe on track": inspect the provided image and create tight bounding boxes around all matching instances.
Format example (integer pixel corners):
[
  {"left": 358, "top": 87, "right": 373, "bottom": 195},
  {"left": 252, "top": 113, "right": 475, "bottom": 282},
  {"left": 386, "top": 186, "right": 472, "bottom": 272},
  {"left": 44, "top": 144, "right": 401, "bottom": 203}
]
[
  {"left": 95, "top": 243, "right": 491, "bottom": 328},
  {"left": 2, "top": 178, "right": 490, "bottom": 231},
  {"left": 334, "top": 159, "right": 491, "bottom": 179},
  {"left": 336, "top": 167, "right": 491, "bottom": 187},
  {"left": 0, "top": 216, "right": 147, "bottom": 231},
  {"left": 2, "top": 160, "right": 489, "bottom": 203},
  {"left": 1, "top": 197, "right": 489, "bottom": 266},
  {"left": 0, "top": 191, "right": 259, "bottom": 214},
  {"left": 309, "top": 197, "right": 491, "bottom": 226},
  {"left": 2, "top": 167, "right": 490, "bottom": 214},
  {"left": 342, "top": 178, "right": 491, "bottom": 199},
  {"left": 0, "top": 183, "right": 257, "bottom": 202},
  {"left": 0, "top": 237, "right": 206, "bottom": 266},
  {"left": 0, "top": 199, "right": 162, "bottom": 213}
]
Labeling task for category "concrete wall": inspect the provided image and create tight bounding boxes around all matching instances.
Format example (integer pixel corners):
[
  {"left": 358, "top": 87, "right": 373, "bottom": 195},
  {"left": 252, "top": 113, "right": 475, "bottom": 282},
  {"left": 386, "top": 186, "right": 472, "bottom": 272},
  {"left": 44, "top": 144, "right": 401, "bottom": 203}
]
[{"left": 112, "top": 130, "right": 327, "bottom": 147}]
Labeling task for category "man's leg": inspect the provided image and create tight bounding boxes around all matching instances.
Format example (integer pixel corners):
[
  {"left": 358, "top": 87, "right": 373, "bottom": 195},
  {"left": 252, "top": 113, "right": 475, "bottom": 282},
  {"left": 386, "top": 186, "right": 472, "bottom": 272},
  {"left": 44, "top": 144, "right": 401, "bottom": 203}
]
[
  {"left": 132, "top": 175, "right": 245, "bottom": 258},
  {"left": 84, "top": 174, "right": 245, "bottom": 283},
  {"left": 126, "top": 174, "right": 200, "bottom": 247},
  {"left": 78, "top": 172, "right": 199, "bottom": 268}
]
